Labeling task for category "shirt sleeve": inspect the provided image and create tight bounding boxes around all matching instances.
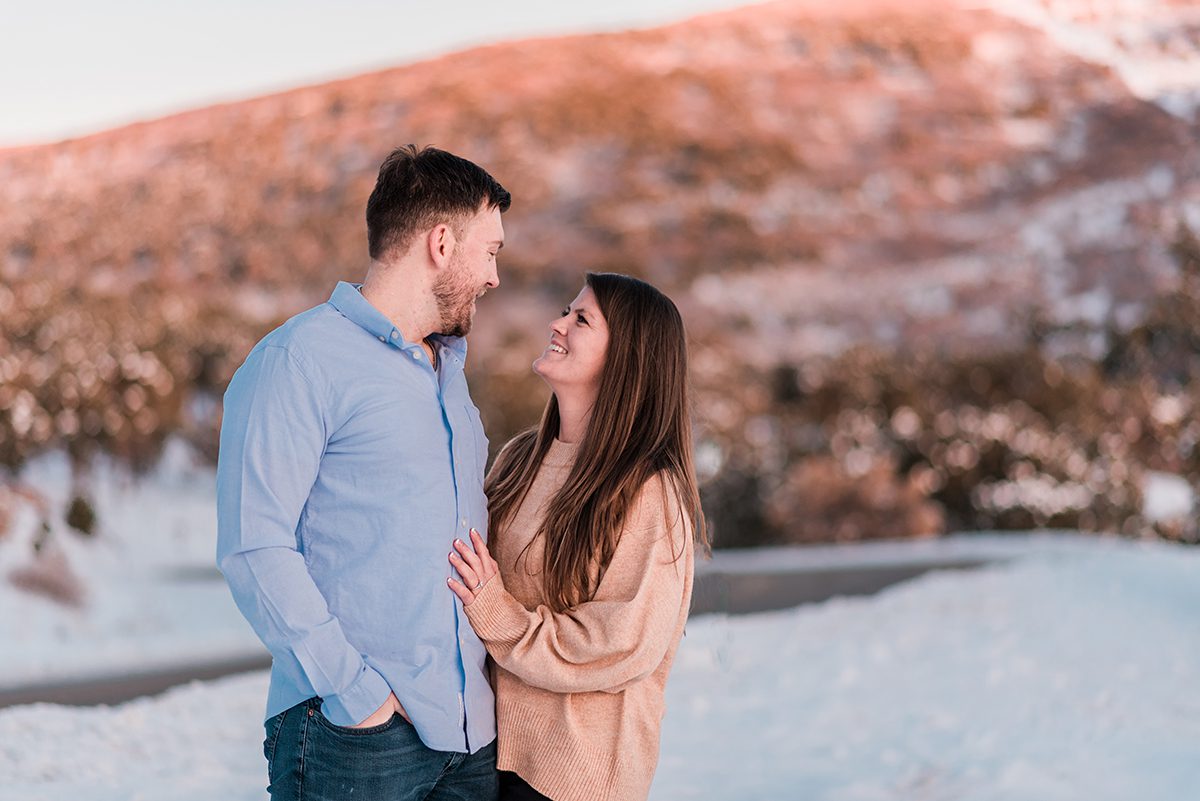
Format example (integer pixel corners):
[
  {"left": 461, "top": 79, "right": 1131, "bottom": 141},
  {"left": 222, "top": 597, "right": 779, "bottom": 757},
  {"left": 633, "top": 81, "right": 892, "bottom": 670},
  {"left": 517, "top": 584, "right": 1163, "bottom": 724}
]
[
  {"left": 215, "top": 344, "right": 391, "bottom": 726},
  {"left": 462, "top": 477, "right": 692, "bottom": 694}
]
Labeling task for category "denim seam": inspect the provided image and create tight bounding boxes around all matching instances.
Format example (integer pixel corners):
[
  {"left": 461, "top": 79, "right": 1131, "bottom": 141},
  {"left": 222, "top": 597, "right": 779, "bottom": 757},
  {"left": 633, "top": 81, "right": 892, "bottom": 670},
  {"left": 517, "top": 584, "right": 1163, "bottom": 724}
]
[
  {"left": 265, "top": 709, "right": 286, "bottom": 780},
  {"left": 420, "top": 753, "right": 461, "bottom": 801},
  {"left": 297, "top": 702, "right": 312, "bottom": 801}
]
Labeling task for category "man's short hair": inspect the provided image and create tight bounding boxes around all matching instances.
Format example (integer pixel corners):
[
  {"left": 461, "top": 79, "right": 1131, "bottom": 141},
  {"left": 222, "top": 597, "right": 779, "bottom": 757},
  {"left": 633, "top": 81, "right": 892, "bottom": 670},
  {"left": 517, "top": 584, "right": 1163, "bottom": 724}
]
[{"left": 366, "top": 145, "right": 511, "bottom": 261}]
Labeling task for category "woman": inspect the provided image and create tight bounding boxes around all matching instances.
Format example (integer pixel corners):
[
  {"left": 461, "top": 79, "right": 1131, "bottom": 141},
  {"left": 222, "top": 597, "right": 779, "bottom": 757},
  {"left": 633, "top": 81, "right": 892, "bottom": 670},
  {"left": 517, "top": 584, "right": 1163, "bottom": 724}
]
[{"left": 446, "top": 272, "right": 708, "bottom": 801}]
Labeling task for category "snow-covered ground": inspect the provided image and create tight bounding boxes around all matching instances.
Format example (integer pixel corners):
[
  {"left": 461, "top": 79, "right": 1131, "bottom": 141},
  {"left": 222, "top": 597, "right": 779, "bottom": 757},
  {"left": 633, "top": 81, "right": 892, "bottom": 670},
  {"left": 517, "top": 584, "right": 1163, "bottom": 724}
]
[
  {"left": 0, "top": 442, "right": 263, "bottom": 689},
  {"left": 658, "top": 538, "right": 1200, "bottom": 800},
  {"left": 0, "top": 438, "right": 1168, "bottom": 690},
  {"left": 1, "top": 537, "right": 1196, "bottom": 801}
]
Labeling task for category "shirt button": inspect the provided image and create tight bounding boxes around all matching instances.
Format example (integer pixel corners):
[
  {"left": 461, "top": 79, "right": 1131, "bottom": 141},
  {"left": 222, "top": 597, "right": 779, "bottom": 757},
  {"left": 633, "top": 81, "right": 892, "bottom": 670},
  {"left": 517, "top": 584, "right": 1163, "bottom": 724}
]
[
  {"left": 378, "top": 336, "right": 385, "bottom": 342},
  {"left": 461, "top": 518, "right": 468, "bottom": 527},
  {"left": 391, "top": 330, "right": 400, "bottom": 339},
  {"left": 412, "top": 351, "right": 421, "bottom": 360}
]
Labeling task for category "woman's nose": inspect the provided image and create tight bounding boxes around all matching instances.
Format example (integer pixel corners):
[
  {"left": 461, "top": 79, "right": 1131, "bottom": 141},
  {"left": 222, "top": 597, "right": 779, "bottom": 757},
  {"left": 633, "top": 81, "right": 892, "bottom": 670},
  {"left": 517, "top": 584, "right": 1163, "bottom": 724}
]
[{"left": 549, "top": 317, "right": 567, "bottom": 335}]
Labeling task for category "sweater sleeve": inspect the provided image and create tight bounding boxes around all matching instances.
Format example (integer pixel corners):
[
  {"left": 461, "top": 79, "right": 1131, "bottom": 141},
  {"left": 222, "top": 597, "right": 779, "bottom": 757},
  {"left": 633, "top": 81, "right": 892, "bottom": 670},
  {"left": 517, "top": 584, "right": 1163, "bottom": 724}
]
[{"left": 463, "top": 476, "right": 692, "bottom": 694}]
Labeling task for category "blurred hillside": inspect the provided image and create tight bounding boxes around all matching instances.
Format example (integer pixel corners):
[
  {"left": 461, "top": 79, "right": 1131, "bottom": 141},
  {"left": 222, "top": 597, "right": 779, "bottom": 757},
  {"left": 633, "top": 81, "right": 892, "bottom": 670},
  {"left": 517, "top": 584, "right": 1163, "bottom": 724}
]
[{"left": 2, "top": 0, "right": 1199, "bottom": 546}]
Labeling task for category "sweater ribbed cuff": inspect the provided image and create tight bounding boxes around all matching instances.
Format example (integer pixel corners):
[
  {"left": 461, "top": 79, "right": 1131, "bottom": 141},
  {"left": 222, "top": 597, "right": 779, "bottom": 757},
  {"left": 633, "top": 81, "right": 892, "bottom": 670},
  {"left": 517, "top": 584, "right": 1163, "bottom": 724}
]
[{"left": 463, "top": 578, "right": 528, "bottom": 643}]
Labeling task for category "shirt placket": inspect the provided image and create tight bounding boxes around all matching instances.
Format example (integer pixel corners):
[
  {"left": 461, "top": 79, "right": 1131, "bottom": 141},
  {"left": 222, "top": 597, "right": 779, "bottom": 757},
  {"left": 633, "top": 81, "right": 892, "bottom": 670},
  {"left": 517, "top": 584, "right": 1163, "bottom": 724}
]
[
  {"left": 329, "top": 286, "right": 492, "bottom": 750},
  {"left": 437, "top": 347, "right": 478, "bottom": 751}
]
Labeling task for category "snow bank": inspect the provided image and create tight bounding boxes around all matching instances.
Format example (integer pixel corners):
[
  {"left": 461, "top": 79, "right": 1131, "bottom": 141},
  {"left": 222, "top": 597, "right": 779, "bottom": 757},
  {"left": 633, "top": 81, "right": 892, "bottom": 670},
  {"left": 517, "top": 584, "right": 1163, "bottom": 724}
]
[
  {"left": 0, "top": 443, "right": 263, "bottom": 689},
  {"left": 654, "top": 537, "right": 1200, "bottom": 799},
  {"left": 2, "top": 537, "right": 1196, "bottom": 800}
]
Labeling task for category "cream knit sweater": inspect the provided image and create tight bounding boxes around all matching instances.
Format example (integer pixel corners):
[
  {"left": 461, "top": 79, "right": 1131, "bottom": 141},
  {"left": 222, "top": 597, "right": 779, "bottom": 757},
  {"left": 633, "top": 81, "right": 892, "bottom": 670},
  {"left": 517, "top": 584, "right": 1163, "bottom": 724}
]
[{"left": 463, "top": 438, "right": 694, "bottom": 801}]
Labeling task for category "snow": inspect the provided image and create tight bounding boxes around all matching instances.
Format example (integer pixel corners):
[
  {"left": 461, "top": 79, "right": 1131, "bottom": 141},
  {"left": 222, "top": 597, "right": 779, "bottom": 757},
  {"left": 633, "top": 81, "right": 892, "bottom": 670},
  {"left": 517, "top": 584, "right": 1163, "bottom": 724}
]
[
  {"left": 1141, "top": 471, "right": 1195, "bottom": 523},
  {"left": 2, "top": 537, "right": 1197, "bottom": 800},
  {"left": 0, "top": 439, "right": 1106, "bottom": 692},
  {"left": 657, "top": 538, "right": 1200, "bottom": 800},
  {"left": 0, "top": 442, "right": 264, "bottom": 689},
  {"left": 975, "top": 0, "right": 1200, "bottom": 119},
  {"left": 0, "top": 673, "right": 269, "bottom": 801}
]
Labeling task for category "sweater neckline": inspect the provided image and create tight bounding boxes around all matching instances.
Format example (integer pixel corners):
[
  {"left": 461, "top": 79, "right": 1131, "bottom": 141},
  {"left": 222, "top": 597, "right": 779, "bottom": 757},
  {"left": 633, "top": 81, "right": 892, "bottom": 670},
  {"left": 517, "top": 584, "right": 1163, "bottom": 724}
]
[{"left": 543, "top": 438, "right": 580, "bottom": 469}]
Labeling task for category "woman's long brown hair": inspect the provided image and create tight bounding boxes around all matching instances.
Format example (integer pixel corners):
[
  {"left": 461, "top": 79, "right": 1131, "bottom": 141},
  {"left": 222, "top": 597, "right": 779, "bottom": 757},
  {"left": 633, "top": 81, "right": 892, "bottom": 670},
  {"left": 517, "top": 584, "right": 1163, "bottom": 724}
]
[{"left": 484, "top": 272, "right": 709, "bottom": 612}]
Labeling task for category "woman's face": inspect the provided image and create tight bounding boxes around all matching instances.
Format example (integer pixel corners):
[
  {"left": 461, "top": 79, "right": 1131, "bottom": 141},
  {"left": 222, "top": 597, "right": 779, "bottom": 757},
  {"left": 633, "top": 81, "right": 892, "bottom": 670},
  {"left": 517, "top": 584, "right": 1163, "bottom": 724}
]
[{"left": 532, "top": 285, "right": 609, "bottom": 399}]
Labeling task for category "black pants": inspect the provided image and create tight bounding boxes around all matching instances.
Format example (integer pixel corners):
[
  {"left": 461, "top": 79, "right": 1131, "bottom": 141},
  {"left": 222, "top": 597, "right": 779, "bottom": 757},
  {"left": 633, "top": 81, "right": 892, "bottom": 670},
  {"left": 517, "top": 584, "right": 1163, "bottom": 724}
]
[{"left": 498, "top": 770, "right": 554, "bottom": 801}]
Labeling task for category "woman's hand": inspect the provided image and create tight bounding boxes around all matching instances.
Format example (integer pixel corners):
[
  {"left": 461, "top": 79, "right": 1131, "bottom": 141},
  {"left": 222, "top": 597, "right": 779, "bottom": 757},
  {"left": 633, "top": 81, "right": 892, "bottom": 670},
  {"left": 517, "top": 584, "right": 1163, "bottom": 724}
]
[{"left": 447, "top": 528, "right": 501, "bottom": 606}]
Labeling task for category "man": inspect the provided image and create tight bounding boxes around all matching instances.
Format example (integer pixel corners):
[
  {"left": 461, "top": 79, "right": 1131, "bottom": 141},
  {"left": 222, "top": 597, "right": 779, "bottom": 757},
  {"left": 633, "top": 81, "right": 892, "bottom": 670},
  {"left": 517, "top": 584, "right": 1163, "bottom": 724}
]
[{"left": 216, "top": 145, "right": 510, "bottom": 800}]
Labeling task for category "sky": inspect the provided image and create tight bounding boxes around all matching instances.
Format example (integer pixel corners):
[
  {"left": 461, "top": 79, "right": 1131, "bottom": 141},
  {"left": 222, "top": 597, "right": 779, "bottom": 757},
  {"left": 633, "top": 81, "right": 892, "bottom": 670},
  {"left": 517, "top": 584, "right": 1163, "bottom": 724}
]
[{"left": 0, "top": 0, "right": 755, "bottom": 147}]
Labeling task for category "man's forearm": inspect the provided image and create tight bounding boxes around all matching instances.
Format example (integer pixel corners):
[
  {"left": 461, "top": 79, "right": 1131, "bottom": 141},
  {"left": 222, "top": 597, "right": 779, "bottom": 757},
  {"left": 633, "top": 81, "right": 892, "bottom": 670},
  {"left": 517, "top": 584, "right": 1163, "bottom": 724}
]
[{"left": 219, "top": 544, "right": 392, "bottom": 726}]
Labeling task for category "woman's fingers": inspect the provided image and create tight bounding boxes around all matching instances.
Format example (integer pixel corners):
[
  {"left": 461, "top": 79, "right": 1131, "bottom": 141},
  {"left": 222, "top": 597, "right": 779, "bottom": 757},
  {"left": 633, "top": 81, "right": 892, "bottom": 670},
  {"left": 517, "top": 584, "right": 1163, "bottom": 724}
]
[
  {"left": 448, "top": 550, "right": 479, "bottom": 589},
  {"left": 469, "top": 529, "right": 497, "bottom": 579},
  {"left": 447, "top": 530, "right": 498, "bottom": 606},
  {"left": 446, "top": 576, "right": 476, "bottom": 606},
  {"left": 469, "top": 528, "right": 487, "bottom": 555},
  {"left": 447, "top": 530, "right": 502, "bottom": 606},
  {"left": 453, "top": 537, "right": 484, "bottom": 575}
]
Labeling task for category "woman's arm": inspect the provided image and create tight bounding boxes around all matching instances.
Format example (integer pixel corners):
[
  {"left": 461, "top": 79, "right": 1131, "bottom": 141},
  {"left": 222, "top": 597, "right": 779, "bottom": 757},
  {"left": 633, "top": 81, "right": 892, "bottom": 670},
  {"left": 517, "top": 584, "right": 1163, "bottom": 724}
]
[{"left": 451, "top": 478, "right": 692, "bottom": 694}]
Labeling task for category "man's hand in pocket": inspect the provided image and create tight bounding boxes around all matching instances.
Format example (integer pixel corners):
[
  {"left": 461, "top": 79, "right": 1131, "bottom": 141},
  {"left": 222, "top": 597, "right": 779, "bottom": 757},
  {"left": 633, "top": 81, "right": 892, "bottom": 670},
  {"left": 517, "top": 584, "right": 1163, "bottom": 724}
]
[{"left": 352, "top": 692, "right": 410, "bottom": 728}]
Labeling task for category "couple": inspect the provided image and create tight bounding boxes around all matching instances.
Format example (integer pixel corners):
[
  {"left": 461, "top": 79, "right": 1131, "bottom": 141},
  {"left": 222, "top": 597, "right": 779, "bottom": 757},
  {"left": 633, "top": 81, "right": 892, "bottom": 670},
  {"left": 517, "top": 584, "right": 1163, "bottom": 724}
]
[{"left": 216, "top": 145, "right": 707, "bottom": 801}]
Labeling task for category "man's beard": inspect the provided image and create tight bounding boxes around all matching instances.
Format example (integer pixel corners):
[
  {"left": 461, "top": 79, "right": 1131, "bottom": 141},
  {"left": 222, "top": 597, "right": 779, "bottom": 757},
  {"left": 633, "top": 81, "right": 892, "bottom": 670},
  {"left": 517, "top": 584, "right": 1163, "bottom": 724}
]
[{"left": 433, "top": 252, "right": 480, "bottom": 337}]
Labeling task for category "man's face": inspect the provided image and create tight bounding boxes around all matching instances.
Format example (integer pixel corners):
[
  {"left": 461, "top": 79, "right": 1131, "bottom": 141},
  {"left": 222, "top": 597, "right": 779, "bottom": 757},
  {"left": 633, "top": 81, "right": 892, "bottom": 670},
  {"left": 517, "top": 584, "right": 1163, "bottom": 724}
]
[{"left": 434, "top": 205, "right": 504, "bottom": 337}]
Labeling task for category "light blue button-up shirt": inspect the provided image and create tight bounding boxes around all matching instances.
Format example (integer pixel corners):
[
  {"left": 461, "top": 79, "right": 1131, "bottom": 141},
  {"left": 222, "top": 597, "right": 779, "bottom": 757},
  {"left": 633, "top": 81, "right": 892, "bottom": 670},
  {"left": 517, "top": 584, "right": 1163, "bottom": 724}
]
[{"left": 216, "top": 281, "right": 494, "bottom": 754}]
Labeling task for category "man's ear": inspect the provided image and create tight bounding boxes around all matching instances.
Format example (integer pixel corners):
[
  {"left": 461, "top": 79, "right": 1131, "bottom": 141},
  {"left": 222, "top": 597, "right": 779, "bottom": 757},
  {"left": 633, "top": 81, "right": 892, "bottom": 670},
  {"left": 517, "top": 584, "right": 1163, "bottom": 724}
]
[{"left": 427, "top": 223, "right": 456, "bottom": 270}]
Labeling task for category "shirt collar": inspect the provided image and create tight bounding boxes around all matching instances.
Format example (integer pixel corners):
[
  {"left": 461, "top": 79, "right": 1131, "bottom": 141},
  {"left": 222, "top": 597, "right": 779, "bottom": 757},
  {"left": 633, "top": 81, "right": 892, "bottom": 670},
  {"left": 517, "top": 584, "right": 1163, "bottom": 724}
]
[{"left": 327, "top": 281, "right": 469, "bottom": 359}]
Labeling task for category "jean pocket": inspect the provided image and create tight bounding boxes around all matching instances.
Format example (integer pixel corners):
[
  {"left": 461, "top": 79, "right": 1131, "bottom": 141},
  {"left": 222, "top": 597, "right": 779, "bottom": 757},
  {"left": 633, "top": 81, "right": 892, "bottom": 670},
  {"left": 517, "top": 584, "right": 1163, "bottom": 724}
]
[{"left": 314, "top": 708, "right": 405, "bottom": 736}]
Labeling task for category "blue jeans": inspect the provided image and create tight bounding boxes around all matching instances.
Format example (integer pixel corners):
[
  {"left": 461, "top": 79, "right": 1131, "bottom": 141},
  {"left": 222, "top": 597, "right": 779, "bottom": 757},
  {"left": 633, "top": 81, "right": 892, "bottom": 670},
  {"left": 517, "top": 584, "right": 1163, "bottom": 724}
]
[{"left": 264, "top": 697, "right": 498, "bottom": 801}]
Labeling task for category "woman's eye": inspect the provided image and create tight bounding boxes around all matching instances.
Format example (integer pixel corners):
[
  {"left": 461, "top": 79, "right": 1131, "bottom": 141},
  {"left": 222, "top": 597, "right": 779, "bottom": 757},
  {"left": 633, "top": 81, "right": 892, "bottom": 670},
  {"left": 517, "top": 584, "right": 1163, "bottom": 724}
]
[
  {"left": 560, "top": 308, "right": 570, "bottom": 317},
  {"left": 576, "top": 313, "right": 587, "bottom": 325}
]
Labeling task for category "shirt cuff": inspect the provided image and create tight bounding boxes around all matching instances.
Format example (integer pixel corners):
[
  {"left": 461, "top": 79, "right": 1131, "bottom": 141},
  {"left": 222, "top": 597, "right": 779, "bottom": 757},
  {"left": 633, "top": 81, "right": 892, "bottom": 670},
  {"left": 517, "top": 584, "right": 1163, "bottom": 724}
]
[
  {"left": 319, "top": 664, "right": 392, "bottom": 726},
  {"left": 463, "top": 578, "right": 527, "bottom": 644}
]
